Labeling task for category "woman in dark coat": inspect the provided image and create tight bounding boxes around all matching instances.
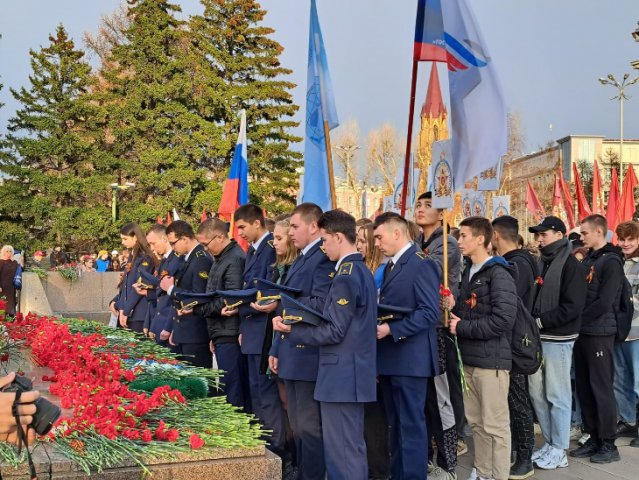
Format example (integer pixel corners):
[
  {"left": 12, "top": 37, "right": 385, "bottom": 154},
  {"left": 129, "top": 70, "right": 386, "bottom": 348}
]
[
  {"left": 0, "top": 246, "right": 19, "bottom": 315},
  {"left": 111, "top": 223, "right": 156, "bottom": 334}
]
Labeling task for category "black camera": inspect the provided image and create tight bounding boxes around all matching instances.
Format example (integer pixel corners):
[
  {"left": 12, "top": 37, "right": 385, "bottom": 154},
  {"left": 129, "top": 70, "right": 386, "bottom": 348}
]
[{"left": 3, "top": 376, "right": 62, "bottom": 435}]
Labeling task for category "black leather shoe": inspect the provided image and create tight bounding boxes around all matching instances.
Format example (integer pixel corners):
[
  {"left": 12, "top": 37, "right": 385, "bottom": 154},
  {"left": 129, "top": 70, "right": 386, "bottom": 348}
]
[
  {"left": 509, "top": 459, "right": 534, "bottom": 479},
  {"left": 569, "top": 438, "right": 599, "bottom": 458},
  {"left": 616, "top": 421, "right": 638, "bottom": 438},
  {"left": 590, "top": 441, "right": 620, "bottom": 464}
]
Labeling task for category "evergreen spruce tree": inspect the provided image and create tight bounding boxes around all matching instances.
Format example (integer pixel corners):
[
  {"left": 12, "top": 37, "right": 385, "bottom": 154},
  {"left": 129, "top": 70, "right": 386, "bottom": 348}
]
[
  {"left": 95, "top": 0, "right": 218, "bottom": 223},
  {"left": 0, "top": 25, "right": 114, "bottom": 250},
  {"left": 189, "top": 0, "right": 301, "bottom": 213}
]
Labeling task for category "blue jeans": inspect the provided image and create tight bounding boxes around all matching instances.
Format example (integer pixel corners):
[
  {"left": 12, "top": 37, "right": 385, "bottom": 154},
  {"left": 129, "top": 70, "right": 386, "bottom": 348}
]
[
  {"left": 613, "top": 340, "right": 639, "bottom": 424},
  {"left": 529, "top": 341, "right": 574, "bottom": 450}
]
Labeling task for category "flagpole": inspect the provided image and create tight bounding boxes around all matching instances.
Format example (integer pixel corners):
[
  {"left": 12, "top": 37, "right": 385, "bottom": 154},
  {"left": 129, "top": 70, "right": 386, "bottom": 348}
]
[
  {"left": 314, "top": 32, "right": 337, "bottom": 209},
  {"left": 443, "top": 209, "right": 449, "bottom": 328},
  {"left": 401, "top": 60, "right": 419, "bottom": 217}
]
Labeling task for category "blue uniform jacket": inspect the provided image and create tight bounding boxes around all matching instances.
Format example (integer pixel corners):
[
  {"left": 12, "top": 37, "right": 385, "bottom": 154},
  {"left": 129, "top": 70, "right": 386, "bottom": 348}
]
[
  {"left": 241, "top": 233, "right": 276, "bottom": 354},
  {"left": 377, "top": 244, "right": 441, "bottom": 378},
  {"left": 114, "top": 255, "right": 155, "bottom": 323},
  {"left": 270, "top": 240, "right": 335, "bottom": 381},
  {"left": 289, "top": 253, "right": 377, "bottom": 403},
  {"left": 145, "top": 251, "right": 183, "bottom": 337},
  {"left": 170, "top": 244, "right": 213, "bottom": 344}
]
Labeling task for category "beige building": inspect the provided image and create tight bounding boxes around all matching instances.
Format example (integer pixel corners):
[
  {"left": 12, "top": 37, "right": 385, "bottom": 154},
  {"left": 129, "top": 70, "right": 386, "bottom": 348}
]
[
  {"left": 334, "top": 179, "right": 385, "bottom": 219},
  {"left": 502, "top": 135, "right": 639, "bottom": 231}
]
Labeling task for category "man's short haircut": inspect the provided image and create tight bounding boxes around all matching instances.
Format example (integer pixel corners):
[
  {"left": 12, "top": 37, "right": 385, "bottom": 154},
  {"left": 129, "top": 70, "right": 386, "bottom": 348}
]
[
  {"left": 582, "top": 214, "right": 608, "bottom": 234},
  {"left": 492, "top": 215, "right": 519, "bottom": 243},
  {"left": 147, "top": 224, "right": 167, "bottom": 236},
  {"left": 318, "top": 210, "right": 357, "bottom": 244},
  {"left": 197, "top": 218, "right": 229, "bottom": 237},
  {"left": 166, "top": 220, "right": 195, "bottom": 239},
  {"left": 234, "top": 203, "right": 265, "bottom": 227},
  {"left": 417, "top": 192, "right": 432, "bottom": 201},
  {"left": 291, "top": 202, "right": 323, "bottom": 224},
  {"left": 460, "top": 216, "right": 493, "bottom": 248},
  {"left": 373, "top": 212, "right": 409, "bottom": 236},
  {"left": 616, "top": 221, "right": 639, "bottom": 240}
]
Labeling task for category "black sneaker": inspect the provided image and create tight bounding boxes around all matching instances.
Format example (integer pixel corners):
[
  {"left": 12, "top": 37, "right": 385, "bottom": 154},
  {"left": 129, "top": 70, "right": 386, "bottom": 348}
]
[
  {"left": 631, "top": 437, "right": 639, "bottom": 448},
  {"left": 590, "top": 441, "right": 620, "bottom": 464},
  {"left": 616, "top": 420, "right": 638, "bottom": 438},
  {"left": 569, "top": 437, "right": 599, "bottom": 458},
  {"left": 509, "top": 458, "right": 534, "bottom": 479}
]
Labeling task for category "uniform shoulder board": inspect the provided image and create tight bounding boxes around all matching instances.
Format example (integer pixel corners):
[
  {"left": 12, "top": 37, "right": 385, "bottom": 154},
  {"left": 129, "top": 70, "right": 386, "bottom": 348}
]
[
  {"left": 141, "top": 260, "right": 150, "bottom": 267},
  {"left": 196, "top": 250, "right": 205, "bottom": 257},
  {"left": 338, "top": 262, "right": 353, "bottom": 276},
  {"left": 198, "top": 271, "right": 209, "bottom": 279},
  {"left": 320, "top": 245, "right": 327, "bottom": 254},
  {"left": 267, "top": 240, "right": 274, "bottom": 248},
  {"left": 415, "top": 251, "right": 426, "bottom": 259}
]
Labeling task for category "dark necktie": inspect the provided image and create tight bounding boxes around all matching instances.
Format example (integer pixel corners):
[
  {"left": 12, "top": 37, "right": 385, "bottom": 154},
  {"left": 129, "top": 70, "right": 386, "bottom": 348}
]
[
  {"left": 247, "top": 245, "right": 256, "bottom": 257},
  {"left": 383, "top": 260, "right": 394, "bottom": 282}
]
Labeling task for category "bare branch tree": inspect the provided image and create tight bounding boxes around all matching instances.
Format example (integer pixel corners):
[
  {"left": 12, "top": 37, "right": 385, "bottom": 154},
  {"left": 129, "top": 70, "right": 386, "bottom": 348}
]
[
  {"left": 366, "top": 123, "right": 402, "bottom": 194},
  {"left": 84, "top": 3, "right": 130, "bottom": 62}
]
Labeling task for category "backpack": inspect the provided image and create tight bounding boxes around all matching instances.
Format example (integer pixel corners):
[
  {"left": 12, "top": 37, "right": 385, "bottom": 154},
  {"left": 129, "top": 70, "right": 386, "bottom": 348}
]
[
  {"left": 511, "top": 296, "right": 542, "bottom": 374},
  {"left": 13, "top": 264, "right": 23, "bottom": 290},
  {"left": 605, "top": 255, "right": 634, "bottom": 341}
]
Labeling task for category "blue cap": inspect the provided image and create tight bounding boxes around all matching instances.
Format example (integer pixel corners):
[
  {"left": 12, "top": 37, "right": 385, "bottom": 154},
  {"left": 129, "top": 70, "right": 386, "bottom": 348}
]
[
  {"left": 217, "top": 288, "right": 258, "bottom": 316},
  {"left": 174, "top": 291, "right": 218, "bottom": 310},
  {"left": 377, "top": 304, "right": 413, "bottom": 323},
  {"left": 252, "top": 278, "right": 302, "bottom": 303},
  {"left": 138, "top": 269, "right": 159, "bottom": 289},
  {"left": 280, "top": 294, "right": 327, "bottom": 327}
]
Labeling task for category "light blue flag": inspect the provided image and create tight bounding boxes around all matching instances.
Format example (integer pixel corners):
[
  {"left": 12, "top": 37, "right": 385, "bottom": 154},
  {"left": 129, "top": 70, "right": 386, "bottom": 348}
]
[
  {"left": 440, "top": 0, "right": 507, "bottom": 191},
  {"left": 302, "top": 0, "right": 339, "bottom": 211}
]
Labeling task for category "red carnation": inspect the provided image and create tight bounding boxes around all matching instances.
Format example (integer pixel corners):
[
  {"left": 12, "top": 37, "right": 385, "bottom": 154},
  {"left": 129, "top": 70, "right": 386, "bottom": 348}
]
[
  {"left": 166, "top": 429, "right": 179, "bottom": 442},
  {"left": 141, "top": 429, "right": 153, "bottom": 443},
  {"left": 189, "top": 433, "right": 205, "bottom": 449},
  {"left": 535, "top": 276, "right": 544, "bottom": 286}
]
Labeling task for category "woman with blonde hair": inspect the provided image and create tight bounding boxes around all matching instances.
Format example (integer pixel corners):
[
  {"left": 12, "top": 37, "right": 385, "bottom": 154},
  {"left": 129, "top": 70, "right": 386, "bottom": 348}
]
[
  {"left": 356, "top": 223, "right": 386, "bottom": 289},
  {"left": 0, "top": 246, "right": 19, "bottom": 315}
]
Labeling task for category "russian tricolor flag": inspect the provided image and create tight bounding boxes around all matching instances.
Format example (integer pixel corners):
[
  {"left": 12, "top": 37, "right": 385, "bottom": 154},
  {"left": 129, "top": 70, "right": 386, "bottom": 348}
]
[
  {"left": 219, "top": 110, "right": 249, "bottom": 221},
  {"left": 218, "top": 110, "right": 249, "bottom": 249}
]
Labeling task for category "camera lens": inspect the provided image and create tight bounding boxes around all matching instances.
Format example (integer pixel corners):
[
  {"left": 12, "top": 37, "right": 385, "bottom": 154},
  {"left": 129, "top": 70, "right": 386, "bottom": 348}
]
[{"left": 31, "top": 398, "right": 62, "bottom": 436}]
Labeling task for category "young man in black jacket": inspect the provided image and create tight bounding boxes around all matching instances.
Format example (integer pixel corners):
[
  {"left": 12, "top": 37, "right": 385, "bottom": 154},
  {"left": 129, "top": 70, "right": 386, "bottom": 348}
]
[
  {"left": 492, "top": 215, "right": 537, "bottom": 479},
  {"left": 450, "top": 217, "right": 517, "bottom": 480},
  {"left": 569, "top": 214, "right": 624, "bottom": 463},
  {"left": 526, "top": 216, "right": 586, "bottom": 471}
]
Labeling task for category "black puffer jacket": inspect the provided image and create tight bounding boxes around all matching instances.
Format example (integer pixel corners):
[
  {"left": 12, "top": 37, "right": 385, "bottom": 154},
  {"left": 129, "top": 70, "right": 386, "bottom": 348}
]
[
  {"left": 453, "top": 256, "right": 518, "bottom": 370},
  {"left": 196, "top": 240, "right": 246, "bottom": 341},
  {"left": 581, "top": 244, "right": 624, "bottom": 336}
]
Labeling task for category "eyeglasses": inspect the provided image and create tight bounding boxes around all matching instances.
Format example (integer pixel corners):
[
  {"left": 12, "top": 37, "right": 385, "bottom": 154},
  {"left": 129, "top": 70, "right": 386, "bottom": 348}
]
[
  {"left": 168, "top": 237, "right": 183, "bottom": 247},
  {"left": 200, "top": 234, "right": 222, "bottom": 248}
]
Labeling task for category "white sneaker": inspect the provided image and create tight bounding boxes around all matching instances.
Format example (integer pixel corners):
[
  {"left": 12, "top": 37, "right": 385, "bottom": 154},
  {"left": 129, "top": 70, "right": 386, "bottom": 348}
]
[
  {"left": 428, "top": 461, "right": 436, "bottom": 474},
  {"left": 578, "top": 433, "right": 590, "bottom": 446},
  {"left": 569, "top": 425, "right": 582, "bottom": 440},
  {"left": 531, "top": 443, "right": 550, "bottom": 462},
  {"left": 429, "top": 465, "right": 457, "bottom": 480},
  {"left": 534, "top": 447, "right": 568, "bottom": 470},
  {"left": 467, "top": 468, "right": 477, "bottom": 480}
]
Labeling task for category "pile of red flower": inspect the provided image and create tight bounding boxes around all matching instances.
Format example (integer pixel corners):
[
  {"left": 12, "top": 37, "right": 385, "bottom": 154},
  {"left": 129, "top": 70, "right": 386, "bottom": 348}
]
[{"left": 5, "top": 312, "right": 205, "bottom": 449}]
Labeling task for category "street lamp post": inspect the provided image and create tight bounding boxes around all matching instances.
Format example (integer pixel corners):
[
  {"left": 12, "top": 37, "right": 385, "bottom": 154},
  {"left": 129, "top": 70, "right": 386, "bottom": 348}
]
[
  {"left": 598, "top": 74, "right": 639, "bottom": 187},
  {"left": 334, "top": 144, "right": 361, "bottom": 215},
  {"left": 633, "top": 22, "right": 639, "bottom": 70},
  {"left": 110, "top": 182, "right": 136, "bottom": 222}
]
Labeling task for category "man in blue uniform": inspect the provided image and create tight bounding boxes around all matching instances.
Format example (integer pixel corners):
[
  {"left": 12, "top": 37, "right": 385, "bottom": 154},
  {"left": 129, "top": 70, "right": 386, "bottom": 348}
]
[
  {"left": 274, "top": 210, "right": 377, "bottom": 480},
  {"left": 262, "top": 203, "right": 335, "bottom": 480},
  {"left": 137, "top": 224, "right": 183, "bottom": 347},
  {"left": 234, "top": 204, "right": 286, "bottom": 456},
  {"left": 159, "top": 220, "right": 213, "bottom": 368},
  {"left": 373, "top": 212, "right": 440, "bottom": 480}
]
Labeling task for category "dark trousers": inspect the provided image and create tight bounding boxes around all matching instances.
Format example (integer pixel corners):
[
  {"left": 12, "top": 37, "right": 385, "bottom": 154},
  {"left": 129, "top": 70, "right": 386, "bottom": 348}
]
[
  {"left": 574, "top": 334, "right": 618, "bottom": 441},
  {"left": 426, "top": 374, "right": 458, "bottom": 472},
  {"left": 445, "top": 334, "right": 467, "bottom": 437},
  {"left": 215, "top": 341, "right": 245, "bottom": 409},
  {"left": 380, "top": 375, "right": 428, "bottom": 480},
  {"left": 508, "top": 373, "right": 534, "bottom": 462},
  {"left": 364, "top": 385, "right": 390, "bottom": 479},
  {"left": 246, "top": 354, "right": 287, "bottom": 456},
  {"left": 321, "top": 402, "right": 367, "bottom": 480},
  {"left": 174, "top": 342, "right": 212, "bottom": 368},
  {"left": 284, "top": 379, "right": 325, "bottom": 480},
  {"left": 128, "top": 320, "right": 145, "bottom": 334}
]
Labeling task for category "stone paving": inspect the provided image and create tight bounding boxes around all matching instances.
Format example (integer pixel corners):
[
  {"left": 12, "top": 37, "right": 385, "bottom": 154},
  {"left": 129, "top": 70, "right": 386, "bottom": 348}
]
[{"left": 456, "top": 435, "right": 639, "bottom": 480}]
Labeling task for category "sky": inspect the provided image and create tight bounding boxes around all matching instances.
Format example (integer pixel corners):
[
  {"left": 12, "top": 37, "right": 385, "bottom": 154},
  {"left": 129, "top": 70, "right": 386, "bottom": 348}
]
[{"left": 1, "top": 0, "right": 639, "bottom": 158}]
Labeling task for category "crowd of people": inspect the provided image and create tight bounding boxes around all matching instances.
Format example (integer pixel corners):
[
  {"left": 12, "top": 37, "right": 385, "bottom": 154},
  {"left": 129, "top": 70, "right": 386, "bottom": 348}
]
[
  {"left": 98, "top": 194, "right": 638, "bottom": 480},
  {"left": 24, "top": 247, "right": 130, "bottom": 273}
]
